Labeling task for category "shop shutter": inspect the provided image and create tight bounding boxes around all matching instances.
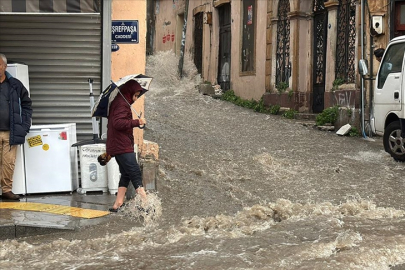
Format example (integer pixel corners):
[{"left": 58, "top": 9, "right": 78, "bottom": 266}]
[{"left": 0, "top": 14, "right": 102, "bottom": 141}]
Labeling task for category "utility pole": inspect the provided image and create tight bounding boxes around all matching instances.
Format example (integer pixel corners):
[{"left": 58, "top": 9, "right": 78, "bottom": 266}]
[{"left": 178, "top": 0, "right": 189, "bottom": 78}]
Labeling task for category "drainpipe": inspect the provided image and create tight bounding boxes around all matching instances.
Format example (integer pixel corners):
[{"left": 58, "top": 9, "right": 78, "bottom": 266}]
[
  {"left": 368, "top": 0, "right": 374, "bottom": 126},
  {"left": 178, "top": 0, "right": 190, "bottom": 78},
  {"left": 361, "top": 0, "right": 366, "bottom": 138}
]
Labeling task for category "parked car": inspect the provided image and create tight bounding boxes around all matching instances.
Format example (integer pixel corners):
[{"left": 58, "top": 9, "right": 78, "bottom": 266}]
[{"left": 367, "top": 36, "right": 405, "bottom": 161}]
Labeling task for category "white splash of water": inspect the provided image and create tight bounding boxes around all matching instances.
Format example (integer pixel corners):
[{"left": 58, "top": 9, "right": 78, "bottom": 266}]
[
  {"left": 344, "top": 150, "right": 389, "bottom": 163},
  {"left": 120, "top": 192, "right": 162, "bottom": 226},
  {"left": 146, "top": 50, "right": 199, "bottom": 97},
  {"left": 2, "top": 198, "right": 405, "bottom": 269},
  {"left": 173, "top": 197, "right": 405, "bottom": 242}
]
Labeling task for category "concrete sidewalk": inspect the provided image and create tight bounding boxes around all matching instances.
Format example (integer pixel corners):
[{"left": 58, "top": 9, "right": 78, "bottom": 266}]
[{"left": 0, "top": 192, "right": 116, "bottom": 240}]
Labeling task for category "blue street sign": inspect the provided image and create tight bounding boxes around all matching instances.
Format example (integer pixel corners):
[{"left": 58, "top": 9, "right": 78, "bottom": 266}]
[
  {"left": 112, "top": 20, "right": 139, "bottom": 44},
  {"left": 111, "top": 43, "right": 120, "bottom": 52}
]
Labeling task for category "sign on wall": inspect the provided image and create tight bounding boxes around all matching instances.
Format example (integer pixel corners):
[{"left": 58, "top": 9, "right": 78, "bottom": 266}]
[{"left": 111, "top": 20, "right": 139, "bottom": 43}]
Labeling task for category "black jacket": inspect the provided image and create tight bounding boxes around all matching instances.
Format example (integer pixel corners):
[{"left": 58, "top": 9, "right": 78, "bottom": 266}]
[{"left": 5, "top": 71, "right": 32, "bottom": 145}]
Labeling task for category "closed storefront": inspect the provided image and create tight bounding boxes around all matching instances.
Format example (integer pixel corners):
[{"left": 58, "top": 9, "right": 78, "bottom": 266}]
[{"left": 0, "top": 0, "right": 103, "bottom": 141}]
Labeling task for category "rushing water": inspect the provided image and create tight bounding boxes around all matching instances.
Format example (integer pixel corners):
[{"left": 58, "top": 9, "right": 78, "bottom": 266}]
[{"left": 2, "top": 51, "right": 405, "bottom": 269}]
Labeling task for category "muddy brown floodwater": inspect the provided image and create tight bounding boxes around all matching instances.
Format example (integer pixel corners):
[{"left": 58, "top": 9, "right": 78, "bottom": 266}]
[{"left": 2, "top": 51, "right": 405, "bottom": 270}]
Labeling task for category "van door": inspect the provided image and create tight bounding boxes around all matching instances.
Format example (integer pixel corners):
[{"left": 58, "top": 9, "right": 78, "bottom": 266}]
[{"left": 374, "top": 43, "right": 405, "bottom": 133}]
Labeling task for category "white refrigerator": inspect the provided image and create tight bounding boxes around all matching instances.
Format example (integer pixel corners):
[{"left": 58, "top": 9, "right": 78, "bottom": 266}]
[
  {"left": 23, "top": 124, "right": 79, "bottom": 194},
  {"left": 7, "top": 63, "right": 30, "bottom": 92}
]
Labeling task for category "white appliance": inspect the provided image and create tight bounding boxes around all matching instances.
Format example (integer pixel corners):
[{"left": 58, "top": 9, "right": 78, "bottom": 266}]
[
  {"left": 0, "top": 63, "right": 30, "bottom": 195},
  {"left": 7, "top": 63, "right": 30, "bottom": 92},
  {"left": 78, "top": 144, "right": 108, "bottom": 194},
  {"left": 23, "top": 124, "right": 79, "bottom": 194}
]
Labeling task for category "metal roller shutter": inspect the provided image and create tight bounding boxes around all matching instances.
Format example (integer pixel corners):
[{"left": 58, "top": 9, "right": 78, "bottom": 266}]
[{"left": 0, "top": 14, "right": 102, "bottom": 141}]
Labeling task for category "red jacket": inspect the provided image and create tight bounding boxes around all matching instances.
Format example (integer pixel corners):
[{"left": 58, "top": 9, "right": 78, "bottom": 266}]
[{"left": 106, "top": 82, "right": 142, "bottom": 156}]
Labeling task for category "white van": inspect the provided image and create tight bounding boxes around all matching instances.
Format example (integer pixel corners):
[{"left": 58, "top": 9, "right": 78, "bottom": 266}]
[{"left": 369, "top": 35, "right": 405, "bottom": 161}]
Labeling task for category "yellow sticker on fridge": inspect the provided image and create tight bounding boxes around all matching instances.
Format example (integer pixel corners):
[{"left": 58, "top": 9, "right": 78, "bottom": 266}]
[{"left": 27, "top": 135, "right": 43, "bottom": 147}]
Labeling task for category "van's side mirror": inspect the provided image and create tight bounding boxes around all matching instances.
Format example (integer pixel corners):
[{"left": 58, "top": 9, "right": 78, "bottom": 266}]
[{"left": 358, "top": 59, "right": 369, "bottom": 76}]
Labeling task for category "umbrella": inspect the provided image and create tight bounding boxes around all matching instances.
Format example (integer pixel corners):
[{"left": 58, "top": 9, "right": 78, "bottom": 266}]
[
  {"left": 91, "top": 74, "right": 153, "bottom": 119},
  {"left": 72, "top": 74, "right": 152, "bottom": 147}
]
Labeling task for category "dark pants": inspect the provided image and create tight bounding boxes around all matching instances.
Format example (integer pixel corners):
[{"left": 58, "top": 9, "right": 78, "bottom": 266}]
[{"left": 115, "top": 152, "right": 143, "bottom": 190}]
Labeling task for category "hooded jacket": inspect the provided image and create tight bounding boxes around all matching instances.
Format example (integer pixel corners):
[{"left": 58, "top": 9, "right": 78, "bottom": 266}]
[
  {"left": 106, "top": 81, "right": 143, "bottom": 156},
  {"left": 4, "top": 71, "right": 32, "bottom": 145}
]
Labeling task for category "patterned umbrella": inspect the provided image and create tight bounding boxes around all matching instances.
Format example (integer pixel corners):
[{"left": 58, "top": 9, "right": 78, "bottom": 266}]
[{"left": 92, "top": 74, "right": 153, "bottom": 118}]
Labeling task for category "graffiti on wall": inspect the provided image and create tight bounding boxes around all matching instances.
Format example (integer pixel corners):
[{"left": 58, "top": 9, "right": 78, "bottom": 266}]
[
  {"left": 333, "top": 90, "right": 356, "bottom": 108},
  {"left": 162, "top": 21, "right": 174, "bottom": 44},
  {"left": 162, "top": 32, "right": 175, "bottom": 43}
]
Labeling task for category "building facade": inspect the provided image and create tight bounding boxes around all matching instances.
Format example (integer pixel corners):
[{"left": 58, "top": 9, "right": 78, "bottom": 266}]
[{"left": 151, "top": 0, "right": 403, "bottom": 119}]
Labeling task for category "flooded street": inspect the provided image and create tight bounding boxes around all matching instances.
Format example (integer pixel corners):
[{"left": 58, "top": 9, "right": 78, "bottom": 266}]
[{"left": 3, "top": 51, "right": 405, "bottom": 269}]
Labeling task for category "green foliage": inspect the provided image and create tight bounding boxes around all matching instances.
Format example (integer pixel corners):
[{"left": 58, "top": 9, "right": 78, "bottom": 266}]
[
  {"left": 347, "top": 108, "right": 352, "bottom": 118},
  {"left": 348, "top": 127, "right": 360, "bottom": 137},
  {"left": 269, "top": 105, "right": 280, "bottom": 115},
  {"left": 276, "top": 82, "right": 289, "bottom": 95},
  {"left": 220, "top": 90, "right": 360, "bottom": 138},
  {"left": 316, "top": 106, "right": 339, "bottom": 126},
  {"left": 221, "top": 90, "right": 254, "bottom": 109},
  {"left": 288, "top": 89, "right": 294, "bottom": 100},
  {"left": 332, "top": 78, "right": 345, "bottom": 91},
  {"left": 282, "top": 109, "right": 298, "bottom": 119},
  {"left": 220, "top": 90, "right": 280, "bottom": 115},
  {"left": 221, "top": 90, "right": 239, "bottom": 103},
  {"left": 252, "top": 98, "right": 266, "bottom": 112}
]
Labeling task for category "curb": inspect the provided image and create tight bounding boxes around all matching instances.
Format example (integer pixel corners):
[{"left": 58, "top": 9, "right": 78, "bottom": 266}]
[{"left": 0, "top": 221, "right": 74, "bottom": 240}]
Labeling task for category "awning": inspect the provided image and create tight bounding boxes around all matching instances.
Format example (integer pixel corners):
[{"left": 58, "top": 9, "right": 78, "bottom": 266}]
[{"left": 0, "top": 0, "right": 100, "bottom": 13}]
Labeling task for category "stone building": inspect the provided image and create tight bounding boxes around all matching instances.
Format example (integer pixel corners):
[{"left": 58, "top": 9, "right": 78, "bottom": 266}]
[{"left": 151, "top": 0, "right": 402, "bottom": 122}]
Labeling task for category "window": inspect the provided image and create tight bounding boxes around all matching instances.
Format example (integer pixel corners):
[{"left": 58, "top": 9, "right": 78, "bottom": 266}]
[
  {"left": 275, "top": 0, "right": 290, "bottom": 85},
  {"left": 377, "top": 43, "right": 405, "bottom": 89},
  {"left": 394, "top": 1, "right": 405, "bottom": 37},
  {"left": 335, "top": 0, "right": 356, "bottom": 83},
  {"left": 241, "top": 0, "right": 256, "bottom": 74}
]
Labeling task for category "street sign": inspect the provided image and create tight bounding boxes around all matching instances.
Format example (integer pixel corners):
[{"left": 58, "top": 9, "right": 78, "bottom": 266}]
[
  {"left": 111, "top": 43, "right": 120, "bottom": 52},
  {"left": 112, "top": 20, "right": 139, "bottom": 44}
]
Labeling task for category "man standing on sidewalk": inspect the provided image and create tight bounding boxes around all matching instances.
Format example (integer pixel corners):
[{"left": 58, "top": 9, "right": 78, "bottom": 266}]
[{"left": 0, "top": 53, "right": 32, "bottom": 200}]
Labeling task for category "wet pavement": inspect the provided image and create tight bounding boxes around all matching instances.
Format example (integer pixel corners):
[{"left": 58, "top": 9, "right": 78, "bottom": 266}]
[
  {"left": 0, "top": 192, "right": 117, "bottom": 240},
  {"left": 4, "top": 52, "right": 405, "bottom": 269}
]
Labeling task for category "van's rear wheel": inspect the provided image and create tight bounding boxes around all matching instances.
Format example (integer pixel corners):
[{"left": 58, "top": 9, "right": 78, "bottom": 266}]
[{"left": 384, "top": 121, "right": 405, "bottom": 162}]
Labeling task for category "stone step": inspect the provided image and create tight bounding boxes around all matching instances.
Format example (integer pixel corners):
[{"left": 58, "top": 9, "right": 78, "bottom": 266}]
[
  {"left": 296, "top": 121, "right": 335, "bottom": 132},
  {"left": 294, "top": 113, "right": 318, "bottom": 121}
]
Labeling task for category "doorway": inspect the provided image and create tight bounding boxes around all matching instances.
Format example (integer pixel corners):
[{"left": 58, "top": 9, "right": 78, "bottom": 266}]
[
  {"left": 194, "top": 12, "right": 203, "bottom": 74},
  {"left": 312, "top": 0, "right": 328, "bottom": 113},
  {"left": 217, "top": 4, "right": 231, "bottom": 91}
]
